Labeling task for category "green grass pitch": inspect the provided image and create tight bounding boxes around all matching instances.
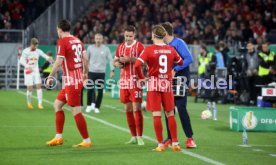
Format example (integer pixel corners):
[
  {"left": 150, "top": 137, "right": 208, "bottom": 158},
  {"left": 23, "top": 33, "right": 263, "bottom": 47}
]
[{"left": 0, "top": 90, "right": 275, "bottom": 165}]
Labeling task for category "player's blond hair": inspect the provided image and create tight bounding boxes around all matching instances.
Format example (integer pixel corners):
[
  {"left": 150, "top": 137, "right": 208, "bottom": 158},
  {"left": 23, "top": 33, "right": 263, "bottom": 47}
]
[
  {"left": 152, "top": 25, "right": 166, "bottom": 39},
  {"left": 95, "top": 33, "right": 103, "bottom": 38},
  {"left": 31, "top": 38, "right": 39, "bottom": 45}
]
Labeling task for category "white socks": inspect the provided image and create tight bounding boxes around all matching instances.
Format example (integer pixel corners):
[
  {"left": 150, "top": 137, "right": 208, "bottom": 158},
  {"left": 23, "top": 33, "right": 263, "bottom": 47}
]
[
  {"left": 37, "top": 89, "right": 43, "bottom": 104},
  {"left": 172, "top": 142, "right": 179, "bottom": 146},
  {"left": 26, "top": 90, "right": 32, "bottom": 103},
  {"left": 55, "top": 134, "right": 62, "bottom": 138},
  {"left": 207, "top": 101, "right": 211, "bottom": 111},
  {"left": 158, "top": 143, "right": 164, "bottom": 147},
  {"left": 83, "top": 137, "right": 91, "bottom": 143}
]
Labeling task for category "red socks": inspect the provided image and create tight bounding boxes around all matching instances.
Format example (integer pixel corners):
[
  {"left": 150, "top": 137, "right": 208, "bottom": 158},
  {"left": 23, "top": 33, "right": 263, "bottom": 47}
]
[
  {"left": 153, "top": 116, "right": 163, "bottom": 144},
  {"left": 74, "top": 113, "right": 89, "bottom": 139},
  {"left": 56, "top": 110, "right": 65, "bottom": 134},
  {"left": 167, "top": 116, "right": 178, "bottom": 143},
  {"left": 126, "top": 111, "right": 137, "bottom": 136},
  {"left": 135, "top": 110, "right": 143, "bottom": 136}
]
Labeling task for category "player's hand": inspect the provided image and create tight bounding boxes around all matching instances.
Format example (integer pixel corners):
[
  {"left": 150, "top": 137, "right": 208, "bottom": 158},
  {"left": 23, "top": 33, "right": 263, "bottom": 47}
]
[
  {"left": 110, "top": 71, "right": 114, "bottom": 79},
  {"left": 114, "top": 61, "right": 124, "bottom": 68},
  {"left": 24, "top": 67, "right": 33, "bottom": 74},
  {"left": 119, "top": 56, "right": 130, "bottom": 63},
  {"left": 48, "top": 57, "right": 54, "bottom": 64},
  {"left": 46, "top": 76, "right": 54, "bottom": 87}
]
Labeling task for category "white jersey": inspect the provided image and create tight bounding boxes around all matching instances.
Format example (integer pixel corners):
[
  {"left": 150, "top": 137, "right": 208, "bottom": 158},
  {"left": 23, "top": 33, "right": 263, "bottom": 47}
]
[
  {"left": 20, "top": 47, "right": 49, "bottom": 86},
  {"left": 20, "top": 47, "right": 49, "bottom": 71}
]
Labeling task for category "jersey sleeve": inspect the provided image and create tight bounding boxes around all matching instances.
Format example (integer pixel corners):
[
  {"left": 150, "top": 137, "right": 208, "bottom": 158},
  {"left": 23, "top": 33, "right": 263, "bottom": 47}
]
[
  {"left": 56, "top": 40, "right": 66, "bottom": 58},
  {"left": 39, "top": 49, "right": 49, "bottom": 60},
  {"left": 173, "top": 48, "right": 183, "bottom": 65},
  {"left": 137, "top": 48, "right": 148, "bottom": 64},
  {"left": 137, "top": 42, "right": 145, "bottom": 57}
]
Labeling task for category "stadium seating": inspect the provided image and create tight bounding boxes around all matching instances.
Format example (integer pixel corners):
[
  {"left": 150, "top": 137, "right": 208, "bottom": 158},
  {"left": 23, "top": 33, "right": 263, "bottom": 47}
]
[
  {"left": 73, "top": 0, "right": 276, "bottom": 44},
  {"left": 0, "top": 0, "right": 55, "bottom": 29}
]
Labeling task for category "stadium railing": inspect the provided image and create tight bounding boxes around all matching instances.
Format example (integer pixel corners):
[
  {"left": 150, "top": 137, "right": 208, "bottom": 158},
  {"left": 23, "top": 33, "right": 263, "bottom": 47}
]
[
  {"left": 0, "top": 29, "right": 24, "bottom": 89},
  {"left": 25, "top": 0, "right": 102, "bottom": 45}
]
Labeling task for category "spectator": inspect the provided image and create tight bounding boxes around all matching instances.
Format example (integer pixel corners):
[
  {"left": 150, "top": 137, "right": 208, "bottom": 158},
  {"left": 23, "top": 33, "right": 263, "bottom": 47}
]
[
  {"left": 240, "top": 22, "right": 254, "bottom": 42},
  {"left": 214, "top": 44, "right": 225, "bottom": 68},
  {"left": 257, "top": 42, "right": 275, "bottom": 86},
  {"left": 70, "top": 0, "right": 276, "bottom": 45},
  {"left": 245, "top": 41, "right": 258, "bottom": 104},
  {"left": 219, "top": 41, "right": 230, "bottom": 66},
  {"left": 252, "top": 20, "right": 266, "bottom": 39}
]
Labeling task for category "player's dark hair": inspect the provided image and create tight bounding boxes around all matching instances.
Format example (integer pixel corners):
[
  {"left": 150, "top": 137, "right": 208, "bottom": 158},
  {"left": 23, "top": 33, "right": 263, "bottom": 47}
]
[
  {"left": 152, "top": 25, "right": 166, "bottom": 39},
  {"left": 214, "top": 44, "right": 220, "bottom": 51},
  {"left": 161, "top": 22, "right": 173, "bottom": 36},
  {"left": 262, "top": 41, "right": 269, "bottom": 45},
  {"left": 124, "top": 25, "right": 136, "bottom": 33},
  {"left": 201, "top": 44, "right": 207, "bottom": 51},
  {"left": 58, "top": 19, "right": 71, "bottom": 32}
]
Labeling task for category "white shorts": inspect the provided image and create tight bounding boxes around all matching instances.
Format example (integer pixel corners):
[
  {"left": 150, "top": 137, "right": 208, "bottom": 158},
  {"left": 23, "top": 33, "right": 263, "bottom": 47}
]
[{"left": 24, "top": 69, "right": 42, "bottom": 86}]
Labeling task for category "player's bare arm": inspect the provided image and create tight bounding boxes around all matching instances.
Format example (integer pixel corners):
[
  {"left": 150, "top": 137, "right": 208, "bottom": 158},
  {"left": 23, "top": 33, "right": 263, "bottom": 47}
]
[
  {"left": 82, "top": 51, "right": 89, "bottom": 81},
  {"left": 46, "top": 57, "right": 63, "bottom": 86},
  {"left": 119, "top": 56, "right": 136, "bottom": 64}
]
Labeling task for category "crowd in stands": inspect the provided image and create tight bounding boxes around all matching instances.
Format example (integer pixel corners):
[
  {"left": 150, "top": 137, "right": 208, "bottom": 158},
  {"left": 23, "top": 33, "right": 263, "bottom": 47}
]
[
  {"left": 73, "top": 0, "right": 276, "bottom": 45},
  {"left": 0, "top": 0, "right": 55, "bottom": 29}
]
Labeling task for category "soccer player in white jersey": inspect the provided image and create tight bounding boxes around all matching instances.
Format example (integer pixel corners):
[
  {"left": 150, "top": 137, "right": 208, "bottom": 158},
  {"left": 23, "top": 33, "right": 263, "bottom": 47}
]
[{"left": 20, "top": 38, "right": 53, "bottom": 109}]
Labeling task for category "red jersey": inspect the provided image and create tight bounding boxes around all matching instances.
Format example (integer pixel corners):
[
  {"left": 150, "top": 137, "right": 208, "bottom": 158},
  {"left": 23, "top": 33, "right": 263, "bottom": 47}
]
[
  {"left": 56, "top": 36, "right": 85, "bottom": 86},
  {"left": 135, "top": 44, "right": 183, "bottom": 92},
  {"left": 115, "top": 40, "right": 144, "bottom": 80}
]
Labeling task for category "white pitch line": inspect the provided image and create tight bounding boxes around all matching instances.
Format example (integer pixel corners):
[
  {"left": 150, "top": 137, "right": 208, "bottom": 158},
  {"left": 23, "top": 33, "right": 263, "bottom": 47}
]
[
  {"left": 251, "top": 145, "right": 276, "bottom": 147},
  {"left": 238, "top": 145, "right": 252, "bottom": 148},
  {"left": 17, "top": 91, "right": 224, "bottom": 165},
  {"left": 252, "top": 149, "right": 264, "bottom": 152},
  {"left": 269, "top": 154, "right": 276, "bottom": 157}
]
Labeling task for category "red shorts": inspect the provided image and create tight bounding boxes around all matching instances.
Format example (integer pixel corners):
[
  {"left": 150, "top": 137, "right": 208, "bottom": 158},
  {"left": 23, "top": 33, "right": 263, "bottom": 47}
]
[
  {"left": 146, "top": 91, "right": 175, "bottom": 112},
  {"left": 57, "top": 84, "right": 83, "bottom": 107},
  {"left": 120, "top": 88, "right": 142, "bottom": 103}
]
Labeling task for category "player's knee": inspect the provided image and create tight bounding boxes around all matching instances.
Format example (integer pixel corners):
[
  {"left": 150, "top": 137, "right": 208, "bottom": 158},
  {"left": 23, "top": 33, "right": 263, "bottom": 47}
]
[
  {"left": 36, "top": 84, "right": 42, "bottom": 89},
  {"left": 124, "top": 102, "right": 133, "bottom": 112},
  {"left": 133, "top": 102, "right": 141, "bottom": 111},
  {"left": 71, "top": 107, "right": 82, "bottom": 116},
  {"left": 54, "top": 101, "right": 62, "bottom": 112},
  {"left": 152, "top": 111, "right": 161, "bottom": 117},
  {"left": 27, "top": 86, "right": 33, "bottom": 91},
  {"left": 165, "top": 110, "right": 174, "bottom": 117}
]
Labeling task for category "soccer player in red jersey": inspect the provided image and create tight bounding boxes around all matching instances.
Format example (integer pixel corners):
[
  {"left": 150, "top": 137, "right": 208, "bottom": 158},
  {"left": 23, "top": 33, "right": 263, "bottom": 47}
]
[
  {"left": 113, "top": 25, "right": 145, "bottom": 145},
  {"left": 45, "top": 19, "right": 92, "bottom": 147},
  {"left": 134, "top": 25, "right": 183, "bottom": 151}
]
